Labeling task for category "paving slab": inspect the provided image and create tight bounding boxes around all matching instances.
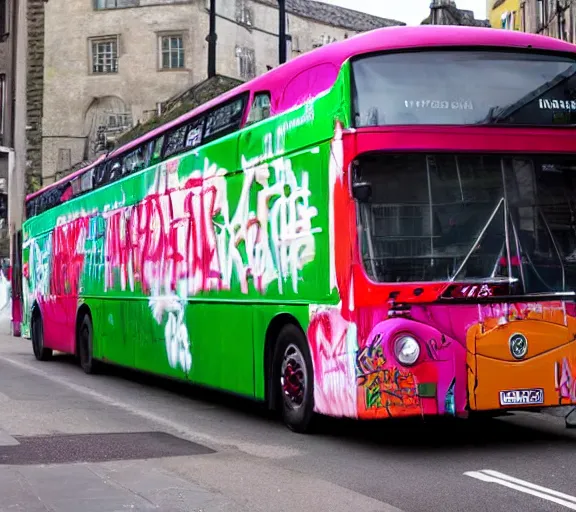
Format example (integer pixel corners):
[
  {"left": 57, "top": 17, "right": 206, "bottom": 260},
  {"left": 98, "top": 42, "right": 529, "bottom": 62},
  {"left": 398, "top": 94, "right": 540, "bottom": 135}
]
[{"left": 0, "top": 460, "right": 244, "bottom": 512}]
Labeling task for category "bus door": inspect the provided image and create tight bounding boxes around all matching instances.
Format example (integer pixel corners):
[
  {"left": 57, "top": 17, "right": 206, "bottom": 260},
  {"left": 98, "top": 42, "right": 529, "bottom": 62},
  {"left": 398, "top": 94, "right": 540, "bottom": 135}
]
[{"left": 11, "top": 230, "right": 22, "bottom": 337}]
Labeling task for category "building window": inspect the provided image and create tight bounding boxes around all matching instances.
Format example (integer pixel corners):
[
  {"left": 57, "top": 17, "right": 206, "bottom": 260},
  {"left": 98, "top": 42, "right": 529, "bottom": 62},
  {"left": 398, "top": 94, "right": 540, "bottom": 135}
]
[
  {"left": 236, "top": 46, "right": 255, "bottom": 80},
  {"left": 94, "top": 0, "right": 139, "bottom": 9},
  {"left": 571, "top": 5, "right": 576, "bottom": 42},
  {"left": 536, "top": 0, "right": 544, "bottom": 30},
  {"left": 90, "top": 37, "right": 119, "bottom": 74},
  {"left": 159, "top": 35, "right": 185, "bottom": 70},
  {"left": 312, "top": 34, "right": 337, "bottom": 48},
  {"left": 235, "top": 0, "right": 253, "bottom": 26},
  {"left": 0, "top": 0, "right": 7, "bottom": 36}
]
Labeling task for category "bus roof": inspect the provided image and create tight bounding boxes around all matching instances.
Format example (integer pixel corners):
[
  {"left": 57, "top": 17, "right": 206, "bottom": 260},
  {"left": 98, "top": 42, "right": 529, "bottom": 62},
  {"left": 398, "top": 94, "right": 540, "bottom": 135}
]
[{"left": 27, "top": 24, "right": 576, "bottom": 203}]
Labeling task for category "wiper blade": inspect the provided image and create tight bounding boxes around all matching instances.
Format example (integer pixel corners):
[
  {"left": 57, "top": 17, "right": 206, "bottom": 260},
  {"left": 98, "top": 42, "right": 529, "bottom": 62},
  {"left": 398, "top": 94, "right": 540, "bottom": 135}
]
[
  {"left": 451, "top": 277, "right": 519, "bottom": 284},
  {"left": 438, "top": 290, "right": 576, "bottom": 304}
]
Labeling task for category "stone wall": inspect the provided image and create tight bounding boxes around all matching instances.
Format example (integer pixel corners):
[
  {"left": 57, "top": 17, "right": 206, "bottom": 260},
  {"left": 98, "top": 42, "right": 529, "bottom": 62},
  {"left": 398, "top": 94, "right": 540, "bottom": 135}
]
[{"left": 26, "top": 0, "right": 45, "bottom": 194}]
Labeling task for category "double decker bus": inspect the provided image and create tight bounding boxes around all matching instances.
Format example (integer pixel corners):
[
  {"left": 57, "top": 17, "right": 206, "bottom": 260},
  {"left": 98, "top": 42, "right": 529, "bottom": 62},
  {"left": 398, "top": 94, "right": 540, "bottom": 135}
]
[{"left": 21, "top": 25, "right": 576, "bottom": 433}]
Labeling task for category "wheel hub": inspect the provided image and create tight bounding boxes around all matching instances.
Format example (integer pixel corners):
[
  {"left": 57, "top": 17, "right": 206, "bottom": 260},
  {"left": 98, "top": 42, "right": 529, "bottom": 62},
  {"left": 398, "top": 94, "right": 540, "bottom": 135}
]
[{"left": 280, "top": 344, "right": 307, "bottom": 409}]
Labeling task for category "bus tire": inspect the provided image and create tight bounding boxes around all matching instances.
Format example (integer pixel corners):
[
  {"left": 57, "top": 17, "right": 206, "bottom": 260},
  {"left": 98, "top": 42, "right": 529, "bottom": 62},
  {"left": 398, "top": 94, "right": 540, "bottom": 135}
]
[
  {"left": 273, "top": 324, "right": 315, "bottom": 433},
  {"left": 31, "top": 311, "right": 52, "bottom": 361},
  {"left": 78, "top": 314, "right": 98, "bottom": 374}
]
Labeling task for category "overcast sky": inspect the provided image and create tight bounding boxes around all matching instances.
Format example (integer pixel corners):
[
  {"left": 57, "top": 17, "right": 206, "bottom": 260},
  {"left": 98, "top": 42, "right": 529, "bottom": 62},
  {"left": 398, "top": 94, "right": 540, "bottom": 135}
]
[{"left": 323, "top": 0, "right": 487, "bottom": 26}]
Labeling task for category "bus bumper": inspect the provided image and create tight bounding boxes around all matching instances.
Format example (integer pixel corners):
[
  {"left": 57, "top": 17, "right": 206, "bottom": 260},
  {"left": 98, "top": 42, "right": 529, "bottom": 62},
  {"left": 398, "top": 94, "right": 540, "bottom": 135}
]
[{"left": 467, "top": 319, "right": 576, "bottom": 411}]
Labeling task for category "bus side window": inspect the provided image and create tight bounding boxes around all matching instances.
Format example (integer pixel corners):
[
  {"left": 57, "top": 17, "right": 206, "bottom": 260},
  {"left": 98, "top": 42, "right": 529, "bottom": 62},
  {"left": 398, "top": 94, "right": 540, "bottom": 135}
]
[
  {"left": 163, "top": 125, "right": 188, "bottom": 159},
  {"left": 134, "top": 144, "right": 148, "bottom": 171},
  {"left": 246, "top": 92, "right": 271, "bottom": 125},
  {"left": 108, "top": 158, "right": 122, "bottom": 183},
  {"left": 122, "top": 145, "right": 147, "bottom": 176},
  {"left": 204, "top": 95, "right": 247, "bottom": 143},
  {"left": 81, "top": 167, "right": 94, "bottom": 193},
  {"left": 93, "top": 163, "right": 108, "bottom": 189},
  {"left": 149, "top": 136, "right": 164, "bottom": 166},
  {"left": 185, "top": 117, "right": 204, "bottom": 149}
]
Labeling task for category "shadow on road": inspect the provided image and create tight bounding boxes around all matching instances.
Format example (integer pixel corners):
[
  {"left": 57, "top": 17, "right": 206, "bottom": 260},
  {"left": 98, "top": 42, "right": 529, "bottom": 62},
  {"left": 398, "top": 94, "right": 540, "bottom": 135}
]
[
  {"left": 47, "top": 352, "right": 576, "bottom": 452},
  {"left": 313, "top": 413, "right": 576, "bottom": 453}
]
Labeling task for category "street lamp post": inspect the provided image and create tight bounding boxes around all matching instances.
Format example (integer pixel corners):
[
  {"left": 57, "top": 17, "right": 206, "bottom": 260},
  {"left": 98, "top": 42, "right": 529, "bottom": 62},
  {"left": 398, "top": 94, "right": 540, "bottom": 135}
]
[
  {"left": 278, "top": 0, "right": 286, "bottom": 64},
  {"left": 207, "top": 0, "right": 217, "bottom": 78}
]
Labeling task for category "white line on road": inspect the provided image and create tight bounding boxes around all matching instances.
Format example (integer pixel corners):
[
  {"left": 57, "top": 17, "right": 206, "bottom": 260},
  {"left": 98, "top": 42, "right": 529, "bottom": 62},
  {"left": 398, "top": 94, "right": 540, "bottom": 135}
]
[{"left": 465, "top": 469, "right": 576, "bottom": 510}]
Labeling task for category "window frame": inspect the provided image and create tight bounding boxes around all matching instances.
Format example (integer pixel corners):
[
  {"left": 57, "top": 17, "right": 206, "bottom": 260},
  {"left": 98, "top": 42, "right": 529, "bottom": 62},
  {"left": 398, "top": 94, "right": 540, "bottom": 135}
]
[
  {"left": 93, "top": 0, "right": 140, "bottom": 10},
  {"left": 157, "top": 32, "right": 186, "bottom": 71},
  {"left": 235, "top": 46, "right": 256, "bottom": 80},
  {"left": 89, "top": 35, "right": 120, "bottom": 75},
  {"left": 0, "top": 74, "right": 5, "bottom": 137}
]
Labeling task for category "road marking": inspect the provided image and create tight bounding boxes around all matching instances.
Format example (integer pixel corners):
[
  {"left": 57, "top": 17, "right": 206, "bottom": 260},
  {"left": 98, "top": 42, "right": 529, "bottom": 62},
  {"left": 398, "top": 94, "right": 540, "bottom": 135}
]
[
  {"left": 0, "top": 428, "right": 19, "bottom": 446},
  {"left": 465, "top": 469, "right": 576, "bottom": 510}
]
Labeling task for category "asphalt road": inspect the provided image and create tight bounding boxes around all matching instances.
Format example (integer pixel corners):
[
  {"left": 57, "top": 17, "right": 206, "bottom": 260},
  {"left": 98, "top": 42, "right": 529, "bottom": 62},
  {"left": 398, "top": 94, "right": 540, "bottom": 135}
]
[{"left": 0, "top": 333, "right": 575, "bottom": 512}]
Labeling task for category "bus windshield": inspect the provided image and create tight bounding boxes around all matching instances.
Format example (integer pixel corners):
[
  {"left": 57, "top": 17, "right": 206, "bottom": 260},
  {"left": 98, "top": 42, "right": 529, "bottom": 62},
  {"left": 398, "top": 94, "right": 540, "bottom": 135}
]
[
  {"left": 354, "top": 153, "right": 576, "bottom": 295},
  {"left": 352, "top": 50, "right": 576, "bottom": 126}
]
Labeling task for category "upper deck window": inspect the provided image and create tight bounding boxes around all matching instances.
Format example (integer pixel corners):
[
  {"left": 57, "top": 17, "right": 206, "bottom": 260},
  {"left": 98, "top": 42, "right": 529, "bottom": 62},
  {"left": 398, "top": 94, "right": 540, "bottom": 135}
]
[
  {"left": 352, "top": 50, "right": 576, "bottom": 127},
  {"left": 246, "top": 92, "right": 271, "bottom": 125}
]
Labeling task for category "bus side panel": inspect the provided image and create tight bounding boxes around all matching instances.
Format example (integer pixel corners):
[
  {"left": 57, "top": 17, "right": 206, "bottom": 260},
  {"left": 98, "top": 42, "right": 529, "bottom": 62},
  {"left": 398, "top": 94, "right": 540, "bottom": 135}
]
[
  {"left": 132, "top": 297, "right": 188, "bottom": 382},
  {"left": 97, "top": 299, "right": 134, "bottom": 367},
  {"left": 186, "top": 303, "right": 254, "bottom": 396}
]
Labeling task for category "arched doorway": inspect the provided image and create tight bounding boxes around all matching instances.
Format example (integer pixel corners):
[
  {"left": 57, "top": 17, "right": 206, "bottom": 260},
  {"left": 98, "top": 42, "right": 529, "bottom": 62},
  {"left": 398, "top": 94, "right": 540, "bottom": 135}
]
[{"left": 84, "top": 96, "right": 133, "bottom": 159}]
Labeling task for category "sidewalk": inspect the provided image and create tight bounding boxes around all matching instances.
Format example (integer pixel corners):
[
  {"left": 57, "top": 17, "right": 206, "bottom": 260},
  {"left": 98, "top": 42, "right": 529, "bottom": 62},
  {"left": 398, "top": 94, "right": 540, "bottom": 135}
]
[
  {"left": 0, "top": 457, "right": 239, "bottom": 512},
  {"left": 0, "top": 335, "right": 245, "bottom": 512},
  {"left": 0, "top": 428, "right": 240, "bottom": 512}
]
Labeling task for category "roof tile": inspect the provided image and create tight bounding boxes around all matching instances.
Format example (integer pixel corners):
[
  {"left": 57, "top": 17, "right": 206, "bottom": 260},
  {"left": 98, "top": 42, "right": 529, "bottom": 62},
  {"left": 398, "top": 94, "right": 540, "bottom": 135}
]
[{"left": 255, "top": 0, "right": 406, "bottom": 32}]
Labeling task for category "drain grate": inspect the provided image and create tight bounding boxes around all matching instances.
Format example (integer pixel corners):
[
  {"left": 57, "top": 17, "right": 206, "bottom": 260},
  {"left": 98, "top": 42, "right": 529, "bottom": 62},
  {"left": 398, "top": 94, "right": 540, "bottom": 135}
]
[{"left": 0, "top": 431, "right": 215, "bottom": 465}]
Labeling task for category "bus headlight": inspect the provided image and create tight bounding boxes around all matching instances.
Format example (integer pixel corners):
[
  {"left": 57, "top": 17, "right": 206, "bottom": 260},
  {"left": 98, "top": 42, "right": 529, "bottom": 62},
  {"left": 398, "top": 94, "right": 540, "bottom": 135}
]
[{"left": 394, "top": 335, "right": 420, "bottom": 366}]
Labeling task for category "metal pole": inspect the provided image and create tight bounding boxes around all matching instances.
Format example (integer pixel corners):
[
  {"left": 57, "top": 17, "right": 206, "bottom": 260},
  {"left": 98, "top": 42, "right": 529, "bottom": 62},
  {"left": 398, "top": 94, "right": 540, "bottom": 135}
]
[
  {"left": 278, "top": 0, "right": 286, "bottom": 64},
  {"left": 207, "top": 0, "right": 217, "bottom": 78}
]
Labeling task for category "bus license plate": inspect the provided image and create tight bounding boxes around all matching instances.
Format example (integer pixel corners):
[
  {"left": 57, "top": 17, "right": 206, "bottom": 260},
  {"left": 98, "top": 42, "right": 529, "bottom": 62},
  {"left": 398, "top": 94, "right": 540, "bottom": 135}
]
[{"left": 499, "top": 388, "right": 544, "bottom": 406}]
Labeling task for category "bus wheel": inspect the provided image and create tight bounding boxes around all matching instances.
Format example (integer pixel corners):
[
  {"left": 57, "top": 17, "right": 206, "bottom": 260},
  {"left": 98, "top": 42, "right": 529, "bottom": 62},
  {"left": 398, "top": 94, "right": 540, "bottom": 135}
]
[
  {"left": 31, "top": 312, "right": 52, "bottom": 361},
  {"left": 274, "top": 324, "right": 315, "bottom": 433},
  {"left": 78, "top": 314, "right": 98, "bottom": 374}
]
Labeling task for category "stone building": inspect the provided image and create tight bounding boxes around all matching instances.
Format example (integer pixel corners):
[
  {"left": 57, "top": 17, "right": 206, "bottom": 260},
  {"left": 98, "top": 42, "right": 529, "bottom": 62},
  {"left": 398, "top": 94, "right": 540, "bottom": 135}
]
[
  {"left": 0, "top": 0, "right": 20, "bottom": 259},
  {"left": 33, "top": 0, "right": 403, "bottom": 188},
  {"left": 423, "top": 0, "right": 490, "bottom": 26},
  {"left": 519, "top": 0, "right": 575, "bottom": 42}
]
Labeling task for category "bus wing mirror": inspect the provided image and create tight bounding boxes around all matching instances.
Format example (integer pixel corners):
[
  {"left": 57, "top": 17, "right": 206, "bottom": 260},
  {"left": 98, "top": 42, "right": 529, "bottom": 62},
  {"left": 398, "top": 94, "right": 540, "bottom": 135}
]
[{"left": 352, "top": 182, "right": 372, "bottom": 202}]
